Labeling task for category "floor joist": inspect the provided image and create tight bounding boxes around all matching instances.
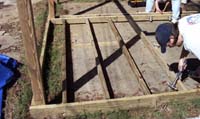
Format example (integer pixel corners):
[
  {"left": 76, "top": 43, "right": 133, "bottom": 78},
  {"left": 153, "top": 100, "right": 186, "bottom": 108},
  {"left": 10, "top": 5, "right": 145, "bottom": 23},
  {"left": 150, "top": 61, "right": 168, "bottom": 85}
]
[{"left": 62, "top": 20, "right": 67, "bottom": 103}]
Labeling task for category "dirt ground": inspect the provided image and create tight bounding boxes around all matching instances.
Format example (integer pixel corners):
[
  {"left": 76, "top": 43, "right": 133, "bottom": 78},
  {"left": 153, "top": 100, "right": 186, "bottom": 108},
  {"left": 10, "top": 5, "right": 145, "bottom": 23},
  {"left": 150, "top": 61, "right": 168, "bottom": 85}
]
[
  {"left": 0, "top": 0, "right": 44, "bottom": 61},
  {"left": 0, "top": 0, "right": 45, "bottom": 118}
]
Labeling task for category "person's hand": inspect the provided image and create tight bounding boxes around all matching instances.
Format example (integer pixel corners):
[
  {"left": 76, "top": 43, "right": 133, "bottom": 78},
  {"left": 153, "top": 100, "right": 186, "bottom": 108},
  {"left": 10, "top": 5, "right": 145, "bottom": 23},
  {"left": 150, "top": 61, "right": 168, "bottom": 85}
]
[
  {"left": 178, "top": 58, "right": 187, "bottom": 72},
  {"left": 155, "top": 8, "right": 163, "bottom": 13},
  {"left": 155, "top": 0, "right": 163, "bottom": 14}
]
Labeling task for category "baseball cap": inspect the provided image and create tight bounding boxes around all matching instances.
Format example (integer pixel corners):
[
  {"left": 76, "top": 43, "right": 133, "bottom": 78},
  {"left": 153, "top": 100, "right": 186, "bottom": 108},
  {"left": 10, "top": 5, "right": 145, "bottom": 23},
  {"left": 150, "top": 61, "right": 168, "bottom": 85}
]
[{"left": 155, "top": 23, "right": 174, "bottom": 53}]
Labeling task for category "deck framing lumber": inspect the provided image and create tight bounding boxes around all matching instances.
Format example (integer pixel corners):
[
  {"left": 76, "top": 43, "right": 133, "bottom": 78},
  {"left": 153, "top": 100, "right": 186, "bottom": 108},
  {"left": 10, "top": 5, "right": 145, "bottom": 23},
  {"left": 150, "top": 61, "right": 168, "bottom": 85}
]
[
  {"left": 107, "top": 19, "right": 151, "bottom": 94},
  {"left": 62, "top": 20, "right": 67, "bottom": 103},
  {"left": 48, "top": 0, "right": 55, "bottom": 19},
  {"left": 30, "top": 89, "right": 200, "bottom": 118},
  {"left": 72, "top": 41, "right": 119, "bottom": 48},
  {"left": 40, "top": 20, "right": 51, "bottom": 69},
  {"left": 51, "top": 11, "right": 197, "bottom": 24},
  {"left": 17, "top": 0, "right": 45, "bottom": 105},
  {"left": 86, "top": 19, "right": 112, "bottom": 99}
]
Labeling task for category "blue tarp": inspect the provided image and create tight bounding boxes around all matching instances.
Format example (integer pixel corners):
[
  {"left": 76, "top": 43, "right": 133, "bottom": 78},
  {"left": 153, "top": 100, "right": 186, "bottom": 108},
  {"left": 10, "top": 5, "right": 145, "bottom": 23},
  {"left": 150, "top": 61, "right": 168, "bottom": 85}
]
[{"left": 0, "top": 54, "right": 18, "bottom": 118}]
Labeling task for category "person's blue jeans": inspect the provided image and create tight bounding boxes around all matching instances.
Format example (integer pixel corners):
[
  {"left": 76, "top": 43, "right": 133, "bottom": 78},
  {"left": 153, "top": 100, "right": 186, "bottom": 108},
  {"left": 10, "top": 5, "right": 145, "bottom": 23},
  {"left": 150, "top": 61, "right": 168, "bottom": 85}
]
[
  {"left": 171, "top": 0, "right": 181, "bottom": 23},
  {"left": 145, "top": 0, "right": 181, "bottom": 23},
  {"left": 145, "top": 0, "right": 154, "bottom": 13}
]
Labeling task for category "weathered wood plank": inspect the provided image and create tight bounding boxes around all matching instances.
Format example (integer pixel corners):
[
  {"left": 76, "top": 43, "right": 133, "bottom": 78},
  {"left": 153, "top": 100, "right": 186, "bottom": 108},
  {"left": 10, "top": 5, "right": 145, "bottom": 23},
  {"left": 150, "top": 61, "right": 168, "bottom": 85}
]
[
  {"left": 60, "top": 11, "right": 197, "bottom": 18},
  {"left": 108, "top": 19, "right": 151, "bottom": 95},
  {"left": 48, "top": 0, "right": 55, "bottom": 19},
  {"left": 51, "top": 11, "right": 198, "bottom": 24},
  {"left": 62, "top": 20, "right": 67, "bottom": 103},
  {"left": 30, "top": 89, "right": 200, "bottom": 118},
  {"left": 16, "top": 0, "right": 45, "bottom": 105},
  {"left": 86, "top": 19, "right": 111, "bottom": 99},
  {"left": 71, "top": 41, "right": 118, "bottom": 48},
  {"left": 40, "top": 20, "right": 51, "bottom": 69},
  {"left": 71, "top": 24, "right": 106, "bottom": 102}
]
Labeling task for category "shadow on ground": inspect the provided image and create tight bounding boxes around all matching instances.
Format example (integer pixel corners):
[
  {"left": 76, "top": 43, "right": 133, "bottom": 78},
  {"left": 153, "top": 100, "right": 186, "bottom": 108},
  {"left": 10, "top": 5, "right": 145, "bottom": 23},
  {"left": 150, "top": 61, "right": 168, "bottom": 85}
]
[{"left": 169, "top": 58, "right": 200, "bottom": 82}]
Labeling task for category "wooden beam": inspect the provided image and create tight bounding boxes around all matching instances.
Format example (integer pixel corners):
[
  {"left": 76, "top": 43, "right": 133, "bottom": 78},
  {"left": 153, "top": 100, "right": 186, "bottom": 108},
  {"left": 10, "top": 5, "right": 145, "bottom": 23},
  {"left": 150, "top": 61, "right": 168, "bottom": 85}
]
[
  {"left": 48, "top": 0, "right": 55, "bottom": 19},
  {"left": 30, "top": 89, "right": 200, "bottom": 118},
  {"left": 62, "top": 20, "right": 67, "bottom": 103},
  {"left": 51, "top": 11, "right": 198, "bottom": 24},
  {"left": 60, "top": 11, "right": 197, "bottom": 18},
  {"left": 71, "top": 41, "right": 118, "bottom": 48},
  {"left": 108, "top": 19, "right": 151, "bottom": 95},
  {"left": 16, "top": 0, "right": 45, "bottom": 105},
  {"left": 86, "top": 19, "right": 110, "bottom": 99},
  {"left": 40, "top": 20, "right": 51, "bottom": 69}
]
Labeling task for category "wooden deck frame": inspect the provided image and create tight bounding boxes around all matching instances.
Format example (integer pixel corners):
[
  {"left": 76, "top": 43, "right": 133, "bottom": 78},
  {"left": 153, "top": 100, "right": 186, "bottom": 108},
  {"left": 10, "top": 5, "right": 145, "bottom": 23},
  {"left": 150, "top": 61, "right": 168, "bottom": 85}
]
[{"left": 30, "top": 11, "right": 200, "bottom": 117}]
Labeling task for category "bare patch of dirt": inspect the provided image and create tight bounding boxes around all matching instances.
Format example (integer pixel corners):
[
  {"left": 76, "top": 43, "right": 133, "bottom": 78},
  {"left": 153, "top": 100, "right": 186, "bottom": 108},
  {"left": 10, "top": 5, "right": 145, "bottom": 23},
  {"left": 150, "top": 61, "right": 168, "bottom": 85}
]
[{"left": 0, "top": 0, "right": 46, "bottom": 119}]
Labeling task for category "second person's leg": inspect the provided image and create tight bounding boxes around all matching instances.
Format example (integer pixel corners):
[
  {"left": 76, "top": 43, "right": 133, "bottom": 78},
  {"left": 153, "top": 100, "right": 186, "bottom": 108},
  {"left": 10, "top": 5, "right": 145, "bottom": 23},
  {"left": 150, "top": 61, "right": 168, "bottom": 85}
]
[
  {"left": 145, "top": 0, "right": 155, "bottom": 12},
  {"left": 171, "top": 0, "right": 181, "bottom": 23}
]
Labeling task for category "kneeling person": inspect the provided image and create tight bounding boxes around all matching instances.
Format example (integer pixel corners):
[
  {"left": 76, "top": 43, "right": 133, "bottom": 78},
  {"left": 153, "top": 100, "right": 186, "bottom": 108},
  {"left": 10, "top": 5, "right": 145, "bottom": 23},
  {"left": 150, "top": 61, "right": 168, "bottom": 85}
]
[{"left": 155, "top": 13, "right": 200, "bottom": 78}]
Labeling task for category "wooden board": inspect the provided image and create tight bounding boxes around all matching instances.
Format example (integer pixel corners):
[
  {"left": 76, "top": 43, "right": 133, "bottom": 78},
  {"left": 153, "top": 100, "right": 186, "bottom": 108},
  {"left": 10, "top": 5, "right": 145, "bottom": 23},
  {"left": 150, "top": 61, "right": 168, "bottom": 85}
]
[
  {"left": 70, "top": 24, "right": 106, "bottom": 101},
  {"left": 51, "top": 11, "right": 198, "bottom": 24},
  {"left": 30, "top": 89, "right": 200, "bottom": 118},
  {"left": 92, "top": 23, "right": 145, "bottom": 97}
]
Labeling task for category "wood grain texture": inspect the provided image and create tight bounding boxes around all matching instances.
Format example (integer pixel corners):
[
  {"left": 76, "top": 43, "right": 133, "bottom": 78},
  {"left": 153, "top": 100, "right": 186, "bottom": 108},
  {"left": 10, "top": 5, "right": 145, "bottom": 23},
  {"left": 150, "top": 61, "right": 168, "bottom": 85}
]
[{"left": 16, "top": 0, "right": 45, "bottom": 105}]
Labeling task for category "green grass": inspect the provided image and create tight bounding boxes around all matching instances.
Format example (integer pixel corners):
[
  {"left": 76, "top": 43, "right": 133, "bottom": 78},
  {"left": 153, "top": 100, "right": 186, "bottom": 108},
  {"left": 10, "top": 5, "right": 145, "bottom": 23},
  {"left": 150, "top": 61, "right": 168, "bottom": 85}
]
[
  {"left": 44, "top": 25, "right": 63, "bottom": 102},
  {"left": 67, "top": 110, "right": 131, "bottom": 119},
  {"left": 34, "top": 1, "right": 48, "bottom": 54},
  {"left": 66, "top": 98, "right": 200, "bottom": 119},
  {"left": 35, "top": 9, "right": 47, "bottom": 27},
  {"left": 56, "top": 2, "right": 63, "bottom": 16},
  {"left": 13, "top": 66, "right": 32, "bottom": 119},
  {"left": 106, "top": 110, "right": 131, "bottom": 119},
  {"left": 169, "top": 100, "right": 188, "bottom": 118},
  {"left": 191, "top": 98, "right": 200, "bottom": 108}
]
